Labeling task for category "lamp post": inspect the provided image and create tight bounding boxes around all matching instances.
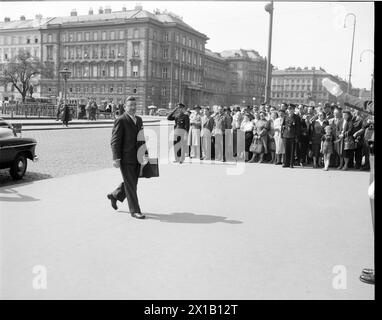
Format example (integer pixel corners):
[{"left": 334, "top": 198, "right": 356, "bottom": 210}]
[
  {"left": 344, "top": 13, "right": 356, "bottom": 94},
  {"left": 360, "top": 49, "right": 374, "bottom": 101},
  {"left": 264, "top": 1, "right": 274, "bottom": 104},
  {"left": 59, "top": 67, "right": 71, "bottom": 106}
]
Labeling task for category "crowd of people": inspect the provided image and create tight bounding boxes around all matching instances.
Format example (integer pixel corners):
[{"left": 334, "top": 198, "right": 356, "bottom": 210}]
[{"left": 167, "top": 101, "right": 374, "bottom": 171}]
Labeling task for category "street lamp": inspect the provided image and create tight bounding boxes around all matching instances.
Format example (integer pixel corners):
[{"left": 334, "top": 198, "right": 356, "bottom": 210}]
[
  {"left": 59, "top": 67, "right": 71, "bottom": 106},
  {"left": 360, "top": 49, "right": 374, "bottom": 101},
  {"left": 344, "top": 13, "right": 356, "bottom": 94},
  {"left": 252, "top": 97, "right": 256, "bottom": 106},
  {"left": 264, "top": 1, "right": 274, "bottom": 104}
]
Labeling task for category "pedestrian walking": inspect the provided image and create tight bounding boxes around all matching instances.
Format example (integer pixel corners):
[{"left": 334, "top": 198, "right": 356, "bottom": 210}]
[
  {"left": 61, "top": 104, "right": 70, "bottom": 127},
  {"left": 107, "top": 96, "right": 148, "bottom": 220}
]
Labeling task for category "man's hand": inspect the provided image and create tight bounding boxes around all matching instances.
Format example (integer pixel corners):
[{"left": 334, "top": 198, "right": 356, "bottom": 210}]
[
  {"left": 113, "top": 159, "right": 121, "bottom": 168},
  {"left": 322, "top": 78, "right": 343, "bottom": 97}
]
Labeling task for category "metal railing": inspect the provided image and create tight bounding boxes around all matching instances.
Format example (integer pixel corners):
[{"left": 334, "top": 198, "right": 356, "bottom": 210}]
[{"left": 0, "top": 102, "right": 57, "bottom": 118}]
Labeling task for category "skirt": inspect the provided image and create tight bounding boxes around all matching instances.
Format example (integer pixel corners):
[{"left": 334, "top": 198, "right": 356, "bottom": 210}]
[{"left": 274, "top": 133, "right": 285, "bottom": 154}]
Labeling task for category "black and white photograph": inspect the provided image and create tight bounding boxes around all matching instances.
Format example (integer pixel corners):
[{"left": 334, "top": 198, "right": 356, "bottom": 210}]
[{"left": 0, "top": 0, "right": 375, "bottom": 303}]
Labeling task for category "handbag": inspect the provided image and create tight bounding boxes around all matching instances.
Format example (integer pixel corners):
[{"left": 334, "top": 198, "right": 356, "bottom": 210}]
[{"left": 139, "top": 158, "right": 159, "bottom": 178}]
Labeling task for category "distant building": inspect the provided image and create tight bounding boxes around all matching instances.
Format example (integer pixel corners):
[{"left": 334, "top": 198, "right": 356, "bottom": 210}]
[
  {"left": 201, "top": 49, "right": 229, "bottom": 106},
  {"left": 0, "top": 15, "right": 53, "bottom": 101},
  {"left": 37, "top": 5, "right": 208, "bottom": 113},
  {"left": 271, "top": 67, "right": 349, "bottom": 106},
  {"left": 220, "top": 49, "right": 267, "bottom": 106}
]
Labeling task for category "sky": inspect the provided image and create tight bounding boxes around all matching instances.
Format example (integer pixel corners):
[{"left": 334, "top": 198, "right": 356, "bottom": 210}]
[{"left": 0, "top": 1, "right": 375, "bottom": 90}]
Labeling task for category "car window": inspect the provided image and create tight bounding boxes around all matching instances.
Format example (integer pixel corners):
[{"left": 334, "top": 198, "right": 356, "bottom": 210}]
[{"left": 0, "top": 128, "right": 15, "bottom": 139}]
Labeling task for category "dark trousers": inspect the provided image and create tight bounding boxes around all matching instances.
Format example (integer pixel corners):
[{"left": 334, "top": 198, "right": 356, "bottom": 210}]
[
  {"left": 112, "top": 163, "right": 141, "bottom": 213},
  {"left": 283, "top": 138, "right": 295, "bottom": 167},
  {"left": 354, "top": 147, "right": 363, "bottom": 168},
  {"left": 296, "top": 136, "right": 309, "bottom": 164}
]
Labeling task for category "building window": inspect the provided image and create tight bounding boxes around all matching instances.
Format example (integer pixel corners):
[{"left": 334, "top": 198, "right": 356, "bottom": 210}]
[
  {"left": 133, "top": 88, "right": 137, "bottom": 94},
  {"left": 162, "top": 67, "right": 168, "bottom": 79},
  {"left": 133, "top": 29, "right": 139, "bottom": 39},
  {"left": 132, "top": 65, "right": 139, "bottom": 77},
  {"left": 188, "top": 39, "right": 192, "bottom": 47},
  {"left": 117, "top": 85, "right": 122, "bottom": 93},
  {"left": 133, "top": 42, "right": 140, "bottom": 57},
  {"left": 102, "top": 31, "right": 106, "bottom": 41},
  {"left": 109, "top": 87, "right": 114, "bottom": 93},
  {"left": 101, "top": 46, "right": 107, "bottom": 58},
  {"left": 118, "top": 65, "right": 123, "bottom": 77},
  {"left": 175, "top": 47, "right": 179, "bottom": 60},
  {"left": 164, "top": 33, "right": 169, "bottom": 41},
  {"left": 93, "top": 32, "right": 98, "bottom": 41},
  {"left": 47, "top": 46, "right": 53, "bottom": 60},
  {"left": 176, "top": 34, "right": 179, "bottom": 43},
  {"left": 163, "top": 48, "right": 168, "bottom": 59},
  {"left": 109, "top": 65, "right": 115, "bottom": 77},
  {"left": 84, "top": 65, "right": 89, "bottom": 77},
  {"left": 93, "top": 65, "right": 97, "bottom": 77},
  {"left": 110, "top": 31, "right": 115, "bottom": 40},
  {"left": 48, "top": 34, "right": 53, "bottom": 43},
  {"left": 77, "top": 33, "right": 82, "bottom": 41},
  {"left": 102, "top": 68, "right": 106, "bottom": 77},
  {"left": 161, "top": 87, "right": 166, "bottom": 96},
  {"left": 119, "top": 30, "right": 124, "bottom": 39},
  {"left": 182, "top": 50, "right": 185, "bottom": 62},
  {"left": 182, "top": 36, "right": 186, "bottom": 45},
  {"left": 76, "top": 47, "right": 82, "bottom": 59},
  {"left": 85, "top": 32, "right": 90, "bottom": 41}
]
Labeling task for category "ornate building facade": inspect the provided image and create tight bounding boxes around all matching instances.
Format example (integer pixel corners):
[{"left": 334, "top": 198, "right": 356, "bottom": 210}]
[
  {"left": 37, "top": 5, "right": 208, "bottom": 113},
  {"left": 0, "top": 15, "right": 53, "bottom": 101},
  {"left": 271, "top": 67, "right": 349, "bottom": 106}
]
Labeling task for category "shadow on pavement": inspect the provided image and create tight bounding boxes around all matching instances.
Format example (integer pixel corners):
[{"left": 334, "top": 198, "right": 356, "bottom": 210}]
[
  {"left": 0, "top": 171, "right": 53, "bottom": 188},
  {"left": 0, "top": 187, "right": 40, "bottom": 202},
  {"left": 142, "top": 212, "right": 243, "bottom": 224}
]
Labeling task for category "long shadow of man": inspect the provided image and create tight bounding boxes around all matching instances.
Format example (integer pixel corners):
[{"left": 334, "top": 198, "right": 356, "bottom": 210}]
[{"left": 144, "top": 212, "right": 243, "bottom": 224}]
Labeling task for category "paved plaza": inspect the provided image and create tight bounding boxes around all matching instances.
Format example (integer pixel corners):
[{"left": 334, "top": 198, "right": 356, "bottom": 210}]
[{"left": 0, "top": 160, "right": 374, "bottom": 299}]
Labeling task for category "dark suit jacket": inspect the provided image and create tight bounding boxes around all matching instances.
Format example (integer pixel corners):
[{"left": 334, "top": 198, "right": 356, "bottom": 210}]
[
  {"left": 111, "top": 113, "right": 147, "bottom": 164},
  {"left": 281, "top": 114, "right": 301, "bottom": 139}
]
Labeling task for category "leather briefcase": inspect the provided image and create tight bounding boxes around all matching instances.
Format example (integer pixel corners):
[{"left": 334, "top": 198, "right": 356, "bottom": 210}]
[{"left": 139, "top": 158, "right": 159, "bottom": 178}]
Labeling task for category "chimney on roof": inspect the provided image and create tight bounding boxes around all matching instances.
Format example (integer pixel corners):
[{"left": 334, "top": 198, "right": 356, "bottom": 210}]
[
  {"left": 89, "top": 8, "right": 93, "bottom": 15},
  {"left": 98, "top": 7, "right": 104, "bottom": 14},
  {"left": 20, "top": 15, "right": 26, "bottom": 21},
  {"left": 70, "top": 9, "right": 77, "bottom": 16},
  {"left": 122, "top": 6, "right": 127, "bottom": 12},
  {"left": 104, "top": 6, "right": 112, "bottom": 14},
  {"left": 4, "top": 17, "right": 10, "bottom": 22},
  {"left": 135, "top": 4, "right": 143, "bottom": 10}
]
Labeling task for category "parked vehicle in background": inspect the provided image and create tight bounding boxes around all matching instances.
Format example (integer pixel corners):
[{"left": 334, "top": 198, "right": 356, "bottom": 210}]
[
  {"left": 0, "top": 127, "right": 38, "bottom": 180},
  {"left": 157, "top": 108, "right": 168, "bottom": 116}
]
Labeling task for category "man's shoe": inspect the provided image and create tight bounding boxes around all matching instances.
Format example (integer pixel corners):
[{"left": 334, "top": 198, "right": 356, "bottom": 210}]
[
  {"left": 282, "top": 164, "right": 288, "bottom": 168},
  {"left": 107, "top": 194, "right": 118, "bottom": 210},
  {"left": 362, "top": 268, "right": 374, "bottom": 276},
  {"left": 131, "top": 212, "right": 146, "bottom": 219},
  {"left": 289, "top": 165, "right": 294, "bottom": 168},
  {"left": 359, "top": 273, "right": 375, "bottom": 285}
]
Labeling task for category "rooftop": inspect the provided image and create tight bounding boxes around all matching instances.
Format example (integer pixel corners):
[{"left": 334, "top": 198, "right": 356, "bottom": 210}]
[
  {"left": 220, "top": 49, "right": 264, "bottom": 61},
  {"left": 0, "top": 17, "right": 52, "bottom": 30}
]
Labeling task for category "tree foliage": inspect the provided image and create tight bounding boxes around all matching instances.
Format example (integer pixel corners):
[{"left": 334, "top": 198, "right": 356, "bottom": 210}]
[{"left": 0, "top": 50, "right": 54, "bottom": 101}]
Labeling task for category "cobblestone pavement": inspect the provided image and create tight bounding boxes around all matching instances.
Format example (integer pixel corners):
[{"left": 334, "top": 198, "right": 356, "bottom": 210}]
[{"left": 0, "top": 126, "right": 163, "bottom": 187}]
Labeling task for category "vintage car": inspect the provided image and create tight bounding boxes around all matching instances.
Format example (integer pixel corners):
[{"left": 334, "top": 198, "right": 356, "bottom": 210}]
[
  {"left": 0, "top": 127, "right": 38, "bottom": 180},
  {"left": 157, "top": 108, "right": 168, "bottom": 116}
]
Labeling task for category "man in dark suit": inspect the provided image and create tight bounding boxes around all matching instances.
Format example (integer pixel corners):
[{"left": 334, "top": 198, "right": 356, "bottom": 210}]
[
  {"left": 281, "top": 104, "right": 301, "bottom": 168},
  {"left": 107, "top": 96, "right": 148, "bottom": 219}
]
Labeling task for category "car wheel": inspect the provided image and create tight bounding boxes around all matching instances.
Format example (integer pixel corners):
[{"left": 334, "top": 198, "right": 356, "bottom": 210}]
[{"left": 10, "top": 153, "right": 28, "bottom": 180}]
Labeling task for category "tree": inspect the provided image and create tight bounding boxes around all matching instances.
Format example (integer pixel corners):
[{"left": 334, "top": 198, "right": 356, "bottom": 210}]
[{"left": 0, "top": 50, "right": 54, "bottom": 102}]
